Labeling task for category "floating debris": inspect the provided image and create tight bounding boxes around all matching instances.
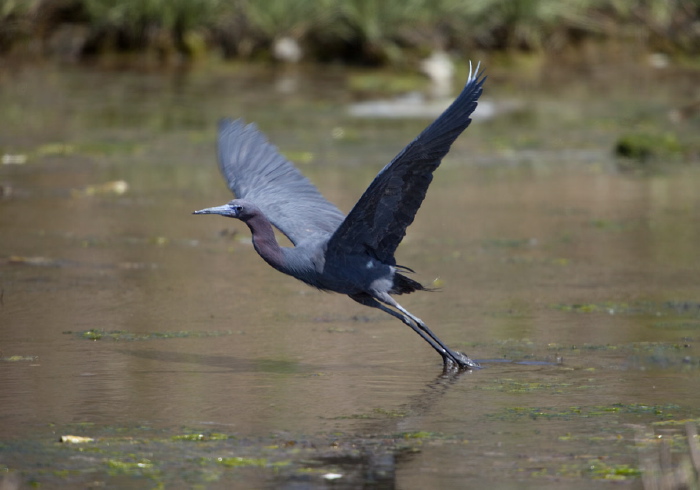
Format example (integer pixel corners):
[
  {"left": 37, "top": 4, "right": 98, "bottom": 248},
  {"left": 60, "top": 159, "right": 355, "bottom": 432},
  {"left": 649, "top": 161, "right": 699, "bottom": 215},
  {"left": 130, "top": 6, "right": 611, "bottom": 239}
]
[
  {"left": 60, "top": 435, "right": 94, "bottom": 444},
  {"left": 4, "top": 255, "right": 62, "bottom": 267},
  {"left": 323, "top": 472, "right": 343, "bottom": 480},
  {"left": 1, "top": 154, "right": 27, "bottom": 165},
  {"left": 72, "top": 180, "right": 129, "bottom": 197},
  {"left": 1, "top": 355, "right": 39, "bottom": 362}
]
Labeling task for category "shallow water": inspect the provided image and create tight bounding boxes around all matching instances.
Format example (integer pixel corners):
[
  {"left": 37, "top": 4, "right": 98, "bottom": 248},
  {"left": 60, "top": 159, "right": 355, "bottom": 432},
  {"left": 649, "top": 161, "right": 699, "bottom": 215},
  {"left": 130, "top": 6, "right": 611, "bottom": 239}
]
[{"left": 1, "top": 62, "right": 699, "bottom": 488}]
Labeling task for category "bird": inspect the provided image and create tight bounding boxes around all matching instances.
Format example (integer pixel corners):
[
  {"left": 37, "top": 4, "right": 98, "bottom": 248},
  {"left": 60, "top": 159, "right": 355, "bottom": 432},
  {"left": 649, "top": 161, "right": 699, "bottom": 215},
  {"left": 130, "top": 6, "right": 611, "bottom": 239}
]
[{"left": 194, "top": 62, "right": 485, "bottom": 370}]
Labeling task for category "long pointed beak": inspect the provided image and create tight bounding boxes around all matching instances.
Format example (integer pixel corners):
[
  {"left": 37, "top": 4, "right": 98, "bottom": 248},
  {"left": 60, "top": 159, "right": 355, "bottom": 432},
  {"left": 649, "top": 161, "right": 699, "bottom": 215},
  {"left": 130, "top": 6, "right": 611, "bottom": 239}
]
[{"left": 193, "top": 204, "right": 230, "bottom": 215}]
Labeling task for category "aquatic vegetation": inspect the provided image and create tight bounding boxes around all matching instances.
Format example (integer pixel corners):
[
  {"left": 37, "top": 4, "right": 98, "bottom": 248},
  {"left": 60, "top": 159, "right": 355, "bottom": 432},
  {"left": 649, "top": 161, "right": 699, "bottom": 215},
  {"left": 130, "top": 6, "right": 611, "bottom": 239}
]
[
  {"left": 347, "top": 71, "right": 428, "bottom": 95},
  {"left": 29, "top": 140, "right": 144, "bottom": 161},
  {"left": 550, "top": 301, "right": 630, "bottom": 313},
  {"left": 546, "top": 341, "right": 690, "bottom": 353},
  {"left": 6, "top": 420, "right": 698, "bottom": 487},
  {"left": 215, "top": 457, "right": 270, "bottom": 468},
  {"left": 36, "top": 143, "right": 76, "bottom": 157},
  {"left": 550, "top": 300, "right": 700, "bottom": 318},
  {"left": 589, "top": 218, "right": 639, "bottom": 232},
  {"left": 372, "top": 407, "right": 409, "bottom": 418},
  {"left": 67, "top": 328, "right": 234, "bottom": 341},
  {"left": 585, "top": 462, "right": 640, "bottom": 480},
  {"left": 543, "top": 340, "right": 697, "bottom": 370},
  {"left": 560, "top": 460, "right": 642, "bottom": 480},
  {"left": 652, "top": 418, "right": 700, "bottom": 427},
  {"left": 488, "top": 403, "right": 685, "bottom": 422},
  {"left": 615, "top": 132, "right": 685, "bottom": 162},
  {"left": 480, "top": 378, "right": 575, "bottom": 394},
  {"left": 331, "top": 407, "right": 409, "bottom": 420},
  {"left": 0, "top": 355, "right": 38, "bottom": 362},
  {"left": 172, "top": 432, "right": 232, "bottom": 442},
  {"left": 666, "top": 301, "right": 700, "bottom": 316},
  {"left": 399, "top": 431, "right": 436, "bottom": 439},
  {"left": 106, "top": 457, "right": 160, "bottom": 479}
]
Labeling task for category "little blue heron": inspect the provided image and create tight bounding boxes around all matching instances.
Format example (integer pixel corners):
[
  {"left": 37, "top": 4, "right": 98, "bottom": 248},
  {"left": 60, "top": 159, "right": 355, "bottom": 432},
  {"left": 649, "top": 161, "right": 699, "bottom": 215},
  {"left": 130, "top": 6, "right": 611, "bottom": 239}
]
[{"left": 195, "top": 63, "right": 485, "bottom": 370}]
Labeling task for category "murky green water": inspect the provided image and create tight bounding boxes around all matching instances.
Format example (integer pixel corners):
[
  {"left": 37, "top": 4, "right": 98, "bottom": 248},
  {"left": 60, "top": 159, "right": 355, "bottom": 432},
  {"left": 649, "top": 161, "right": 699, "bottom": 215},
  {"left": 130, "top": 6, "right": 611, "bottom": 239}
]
[{"left": 1, "top": 63, "right": 699, "bottom": 488}]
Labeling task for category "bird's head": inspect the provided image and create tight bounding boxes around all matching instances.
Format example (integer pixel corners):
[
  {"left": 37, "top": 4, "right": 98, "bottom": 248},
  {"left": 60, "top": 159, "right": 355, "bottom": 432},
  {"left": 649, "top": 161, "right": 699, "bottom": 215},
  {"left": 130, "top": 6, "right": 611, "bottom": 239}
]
[{"left": 193, "top": 199, "right": 253, "bottom": 220}]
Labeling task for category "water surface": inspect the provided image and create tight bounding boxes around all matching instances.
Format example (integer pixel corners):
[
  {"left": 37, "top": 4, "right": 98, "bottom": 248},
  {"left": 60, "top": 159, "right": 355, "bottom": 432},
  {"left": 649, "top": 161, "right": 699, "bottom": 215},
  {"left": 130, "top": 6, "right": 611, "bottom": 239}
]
[{"left": 1, "top": 62, "right": 699, "bottom": 488}]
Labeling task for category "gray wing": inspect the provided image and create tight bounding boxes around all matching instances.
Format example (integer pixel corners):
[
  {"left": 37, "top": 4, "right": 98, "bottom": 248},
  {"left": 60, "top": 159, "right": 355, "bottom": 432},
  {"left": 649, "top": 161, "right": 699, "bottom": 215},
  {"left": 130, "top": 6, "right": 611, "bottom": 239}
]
[
  {"left": 217, "top": 119, "right": 345, "bottom": 245},
  {"left": 327, "top": 64, "right": 485, "bottom": 265}
]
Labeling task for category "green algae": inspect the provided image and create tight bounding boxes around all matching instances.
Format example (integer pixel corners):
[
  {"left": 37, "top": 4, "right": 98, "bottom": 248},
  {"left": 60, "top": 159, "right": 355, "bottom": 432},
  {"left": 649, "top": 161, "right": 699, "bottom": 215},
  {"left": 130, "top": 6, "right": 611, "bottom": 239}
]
[
  {"left": 399, "top": 431, "right": 435, "bottom": 439},
  {"left": 332, "top": 407, "right": 410, "bottom": 420},
  {"left": 34, "top": 141, "right": 143, "bottom": 159},
  {"left": 652, "top": 418, "right": 700, "bottom": 427},
  {"left": 488, "top": 403, "right": 683, "bottom": 422},
  {"left": 106, "top": 458, "right": 155, "bottom": 473},
  {"left": 171, "top": 433, "right": 232, "bottom": 442},
  {"left": 0, "top": 355, "right": 38, "bottom": 362},
  {"left": 347, "top": 72, "right": 427, "bottom": 95},
  {"left": 615, "top": 132, "right": 684, "bottom": 162},
  {"left": 550, "top": 301, "right": 631, "bottom": 314},
  {"left": 571, "top": 460, "right": 642, "bottom": 480},
  {"left": 481, "top": 378, "right": 575, "bottom": 394},
  {"left": 546, "top": 342, "right": 691, "bottom": 353},
  {"left": 215, "top": 457, "right": 270, "bottom": 468},
  {"left": 550, "top": 300, "right": 700, "bottom": 317},
  {"left": 589, "top": 218, "right": 640, "bottom": 232},
  {"left": 6, "top": 420, "right": 698, "bottom": 488},
  {"left": 68, "top": 329, "right": 234, "bottom": 341},
  {"left": 371, "top": 408, "right": 409, "bottom": 418}
]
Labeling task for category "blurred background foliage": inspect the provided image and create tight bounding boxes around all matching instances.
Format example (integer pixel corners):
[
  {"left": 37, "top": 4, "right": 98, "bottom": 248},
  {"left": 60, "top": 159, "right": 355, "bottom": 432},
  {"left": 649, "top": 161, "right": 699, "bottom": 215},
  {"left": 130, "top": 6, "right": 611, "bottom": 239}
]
[{"left": 0, "top": 0, "right": 698, "bottom": 64}]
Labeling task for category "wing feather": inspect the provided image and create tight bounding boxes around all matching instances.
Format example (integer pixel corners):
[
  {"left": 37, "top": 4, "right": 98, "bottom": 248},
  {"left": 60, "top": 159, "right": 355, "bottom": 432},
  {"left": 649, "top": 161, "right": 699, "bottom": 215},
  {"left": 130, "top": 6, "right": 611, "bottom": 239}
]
[
  {"left": 217, "top": 119, "right": 345, "bottom": 245},
  {"left": 328, "top": 63, "right": 486, "bottom": 264}
]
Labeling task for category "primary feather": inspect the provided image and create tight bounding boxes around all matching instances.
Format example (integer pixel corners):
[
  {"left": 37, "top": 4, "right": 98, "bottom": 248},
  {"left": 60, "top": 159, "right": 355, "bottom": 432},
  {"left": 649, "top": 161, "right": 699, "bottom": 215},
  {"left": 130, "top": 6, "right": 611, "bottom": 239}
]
[{"left": 328, "top": 63, "right": 485, "bottom": 264}]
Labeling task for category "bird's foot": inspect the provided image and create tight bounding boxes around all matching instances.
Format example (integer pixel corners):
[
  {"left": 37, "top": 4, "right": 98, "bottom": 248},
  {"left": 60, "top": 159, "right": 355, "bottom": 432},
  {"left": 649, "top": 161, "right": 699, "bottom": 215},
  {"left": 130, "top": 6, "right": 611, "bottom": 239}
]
[{"left": 443, "top": 351, "right": 480, "bottom": 371}]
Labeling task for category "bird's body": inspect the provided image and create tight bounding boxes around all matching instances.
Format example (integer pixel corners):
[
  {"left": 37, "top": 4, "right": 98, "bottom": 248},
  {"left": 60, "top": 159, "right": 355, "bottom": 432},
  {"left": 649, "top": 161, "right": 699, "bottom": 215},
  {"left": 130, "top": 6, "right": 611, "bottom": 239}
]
[{"left": 195, "top": 63, "right": 485, "bottom": 370}]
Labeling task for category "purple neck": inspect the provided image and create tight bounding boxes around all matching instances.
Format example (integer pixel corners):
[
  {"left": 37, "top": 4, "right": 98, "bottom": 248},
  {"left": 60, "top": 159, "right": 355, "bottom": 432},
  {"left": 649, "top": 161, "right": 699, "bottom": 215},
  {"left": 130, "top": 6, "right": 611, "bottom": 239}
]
[{"left": 245, "top": 213, "right": 286, "bottom": 271}]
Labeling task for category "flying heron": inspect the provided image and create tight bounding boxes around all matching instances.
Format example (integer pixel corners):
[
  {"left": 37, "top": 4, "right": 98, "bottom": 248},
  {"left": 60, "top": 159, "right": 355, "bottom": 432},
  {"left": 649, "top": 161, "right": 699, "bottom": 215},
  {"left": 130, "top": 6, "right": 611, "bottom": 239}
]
[{"left": 195, "top": 63, "right": 485, "bottom": 370}]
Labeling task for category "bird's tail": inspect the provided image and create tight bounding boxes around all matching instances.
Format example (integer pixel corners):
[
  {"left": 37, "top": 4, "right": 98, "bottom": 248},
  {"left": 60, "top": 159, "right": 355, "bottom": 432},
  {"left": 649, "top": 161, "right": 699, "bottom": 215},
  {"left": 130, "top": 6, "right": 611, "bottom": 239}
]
[{"left": 391, "top": 272, "right": 434, "bottom": 295}]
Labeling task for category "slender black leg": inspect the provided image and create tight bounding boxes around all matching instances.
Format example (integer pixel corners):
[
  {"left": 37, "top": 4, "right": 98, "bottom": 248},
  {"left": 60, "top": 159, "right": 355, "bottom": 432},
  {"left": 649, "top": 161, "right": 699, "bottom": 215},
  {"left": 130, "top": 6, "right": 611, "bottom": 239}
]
[
  {"left": 350, "top": 294, "right": 479, "bottom": 370},
  {"left": 392, "top": 302, "right": 480, "bottom": 369},
  {"left": 350, "top": 294, "right": 446, "bottom": 354}
]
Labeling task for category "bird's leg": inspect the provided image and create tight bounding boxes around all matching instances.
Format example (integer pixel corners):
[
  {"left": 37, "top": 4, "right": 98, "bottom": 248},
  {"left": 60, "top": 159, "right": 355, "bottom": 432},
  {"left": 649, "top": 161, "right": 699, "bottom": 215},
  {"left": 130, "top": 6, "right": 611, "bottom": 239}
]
[
  {"left": 351, "top": 294, "right": 479, "bottom": 369},
  {"left": 351, "top": 295, "right": 450, "bottom": 358},
  {"left": 391, "top": 301, "right": 480, "bottom": 370}
]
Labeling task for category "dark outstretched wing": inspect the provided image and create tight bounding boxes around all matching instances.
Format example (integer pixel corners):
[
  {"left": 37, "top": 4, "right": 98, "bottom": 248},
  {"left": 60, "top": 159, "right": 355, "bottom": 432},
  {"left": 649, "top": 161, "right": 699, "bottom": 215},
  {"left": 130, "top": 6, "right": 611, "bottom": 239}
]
[
  {"left": 327, "top": 63, "right": 485, "bottom": 265},
  {"left": 217, "top": 119, "right": 346, "bottom": 245}
]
